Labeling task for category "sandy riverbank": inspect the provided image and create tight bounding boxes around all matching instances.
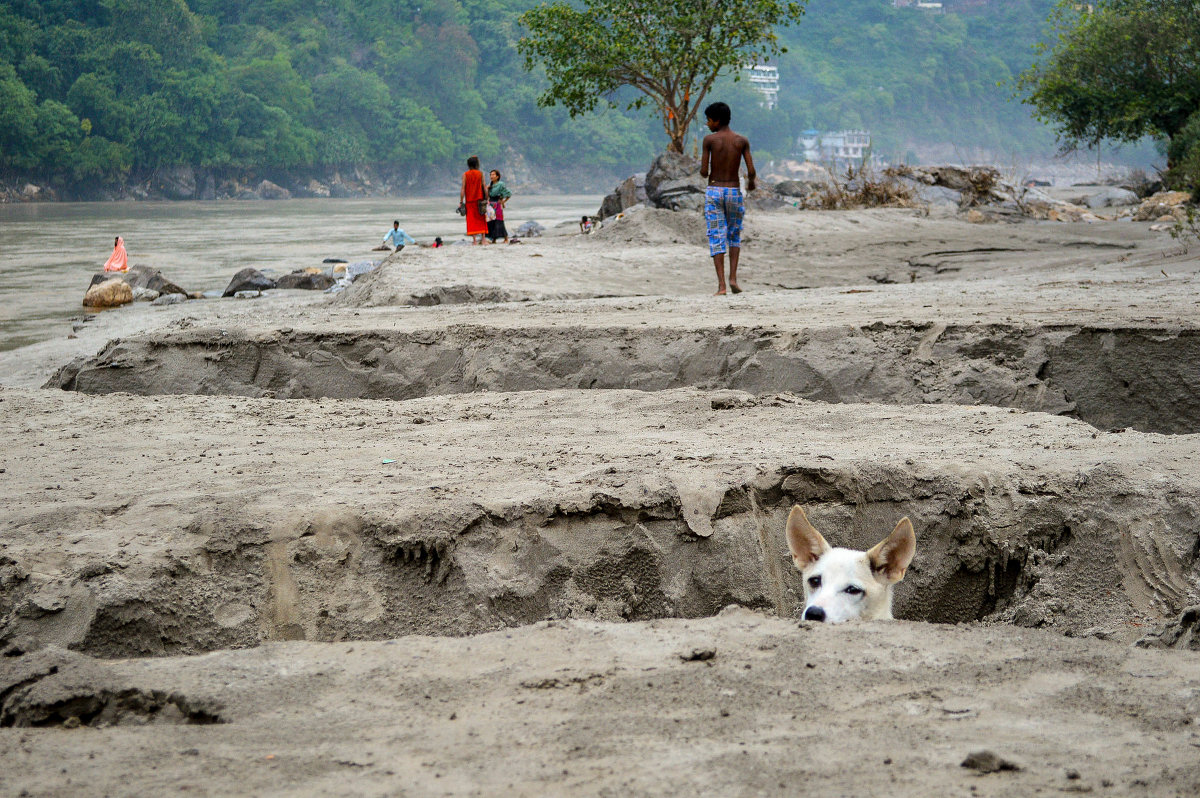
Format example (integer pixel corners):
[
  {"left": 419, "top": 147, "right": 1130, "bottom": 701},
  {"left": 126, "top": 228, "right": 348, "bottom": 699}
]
[{"left": 2, "top": 203, "right": 1198, "bottom": 795}]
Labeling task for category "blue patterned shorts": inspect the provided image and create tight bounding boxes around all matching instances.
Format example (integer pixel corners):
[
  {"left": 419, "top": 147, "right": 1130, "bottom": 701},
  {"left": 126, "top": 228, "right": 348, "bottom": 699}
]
[{"left": 704, "top": 186, "right": 744, "bottom": 256}]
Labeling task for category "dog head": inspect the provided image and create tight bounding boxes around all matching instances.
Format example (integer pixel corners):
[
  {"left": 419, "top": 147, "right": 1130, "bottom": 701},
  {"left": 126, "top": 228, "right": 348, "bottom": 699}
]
[{"left": 785, "top": 505, "right": 916, "bottom": 623}]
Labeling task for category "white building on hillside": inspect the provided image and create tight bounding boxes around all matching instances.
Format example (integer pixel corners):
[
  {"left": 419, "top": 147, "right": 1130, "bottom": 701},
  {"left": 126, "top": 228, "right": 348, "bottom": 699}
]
[
  {"left": 743, "top": 64, "right": 779, "bottom": 109},
  {"left": 797, "top": 129, "right": 872, "bottom": 167}
]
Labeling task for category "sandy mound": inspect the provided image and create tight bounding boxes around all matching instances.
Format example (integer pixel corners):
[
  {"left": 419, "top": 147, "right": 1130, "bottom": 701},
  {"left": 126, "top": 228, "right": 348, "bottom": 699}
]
[{"left": 591, "top": 206, "right": 708, "bottom": 247}]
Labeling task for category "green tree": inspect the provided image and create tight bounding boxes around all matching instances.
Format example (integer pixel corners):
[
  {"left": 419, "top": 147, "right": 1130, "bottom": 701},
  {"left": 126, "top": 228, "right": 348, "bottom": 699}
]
[
  {"left": 518, "top": 0, "right": 807, "bottom": 153},
  {"left": 0, "top": 62, "right": 38, "bottom": 167},
  {"left": 31, "top": 98, "right": 83, "bottom": 164},
  {"left": 1017, "top": 0, "right": 1200, "bottom": 169}
]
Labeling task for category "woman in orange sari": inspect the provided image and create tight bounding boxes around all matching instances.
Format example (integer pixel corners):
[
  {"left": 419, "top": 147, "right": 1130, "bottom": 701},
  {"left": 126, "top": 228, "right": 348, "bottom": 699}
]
[
  {"left": 460, "top": 155, "right": 487, "bottom": 245},
  {"left": 103, "top": 236, "right": 128, "bottom": 272}
]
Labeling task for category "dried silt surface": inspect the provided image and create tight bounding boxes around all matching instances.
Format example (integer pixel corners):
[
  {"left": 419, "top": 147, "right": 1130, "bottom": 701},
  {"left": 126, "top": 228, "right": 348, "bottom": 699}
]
[{"left": 3, "top": 206, "right": 1200, "bottom": 794}]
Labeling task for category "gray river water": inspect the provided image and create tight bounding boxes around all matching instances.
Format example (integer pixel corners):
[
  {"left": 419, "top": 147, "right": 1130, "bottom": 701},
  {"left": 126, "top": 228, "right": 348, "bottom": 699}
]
[{"left": 0, "top": 194, "right": 602, "bottom": 352}]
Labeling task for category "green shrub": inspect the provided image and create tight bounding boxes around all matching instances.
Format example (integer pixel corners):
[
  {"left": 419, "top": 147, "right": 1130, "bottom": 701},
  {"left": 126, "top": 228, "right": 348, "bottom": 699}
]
[{"left": 1166, "top": 111, "right": 1200, "bottom": 200}]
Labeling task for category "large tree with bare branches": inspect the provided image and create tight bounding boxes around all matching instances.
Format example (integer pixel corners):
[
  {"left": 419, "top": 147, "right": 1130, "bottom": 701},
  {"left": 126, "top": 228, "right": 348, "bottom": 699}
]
[{"left": 518, "top": 0, "right": 806, "bottom": 154}]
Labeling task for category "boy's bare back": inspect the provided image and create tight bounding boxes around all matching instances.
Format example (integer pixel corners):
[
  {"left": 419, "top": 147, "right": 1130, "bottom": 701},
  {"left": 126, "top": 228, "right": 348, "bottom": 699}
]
[{"left": 701, "top": 128, "right": 756, "bottom": 191}]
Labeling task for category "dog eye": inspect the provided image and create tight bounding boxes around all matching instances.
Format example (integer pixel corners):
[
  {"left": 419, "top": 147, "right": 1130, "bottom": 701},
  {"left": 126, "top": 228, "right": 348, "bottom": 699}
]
[
  {"left": 807, "top": 576, "right": 821, "bottom": 589},
  {"left": 844, "top": 585, "right": 863, "bottom": 596}
]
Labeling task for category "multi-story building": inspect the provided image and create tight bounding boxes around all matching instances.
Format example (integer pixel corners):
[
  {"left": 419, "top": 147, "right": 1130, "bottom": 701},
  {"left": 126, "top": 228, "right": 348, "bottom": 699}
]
[{"left": 796, "top": 129, "right": 873, "bottom": 167}]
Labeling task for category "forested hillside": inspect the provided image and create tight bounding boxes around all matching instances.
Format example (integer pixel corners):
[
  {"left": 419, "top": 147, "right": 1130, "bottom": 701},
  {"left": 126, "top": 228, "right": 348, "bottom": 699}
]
[
  {"left": 0, "top": 0, "right": 659, "bottom": 185},
  {"left": 781, "top": 0, "right": 1060, "bottom": 159},
  {"left": 0, "top": 0, "right": 1103, "bottom": 191}
]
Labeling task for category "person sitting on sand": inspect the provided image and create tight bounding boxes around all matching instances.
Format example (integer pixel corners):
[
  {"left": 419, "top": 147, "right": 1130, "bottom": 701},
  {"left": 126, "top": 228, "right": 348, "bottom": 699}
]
[
  {"left": 382, "top": 220, "right": 415, "bottom": 253},
  {"left": 430, "top": 236, "right": 444, "bottom": 248},
  {"left": 699, "top": 101, "right": 755, "bottom": 296},
  {"left": 579, "top": 215, "right": 594, "bottom": 234},
  {"left": 103, "top": 236, "right": 128, "bottom": 272}
]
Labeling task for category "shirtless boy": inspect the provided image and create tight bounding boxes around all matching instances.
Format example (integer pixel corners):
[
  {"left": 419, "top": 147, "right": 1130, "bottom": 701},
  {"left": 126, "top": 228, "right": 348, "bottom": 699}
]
[{"left": 699, "top": 101, "right": 756, "bottom": 295}]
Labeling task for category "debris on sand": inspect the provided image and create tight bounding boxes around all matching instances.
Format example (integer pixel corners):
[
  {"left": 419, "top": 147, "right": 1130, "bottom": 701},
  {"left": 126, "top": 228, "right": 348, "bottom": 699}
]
[
  {"left": 1136, "top": 605, "right": 1200, "bottom": 651},
  {"left": 961, "top": 751, "right": 1022, "bottom": 774},
  {"left": 599, "top": 154, "right": 1187, "bottom": 224}
]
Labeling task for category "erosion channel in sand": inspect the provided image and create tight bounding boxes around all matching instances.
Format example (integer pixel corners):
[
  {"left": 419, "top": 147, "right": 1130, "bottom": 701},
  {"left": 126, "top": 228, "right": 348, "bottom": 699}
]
[{"left": 2, "top": 203, "right": 1199, "bottom": 795}]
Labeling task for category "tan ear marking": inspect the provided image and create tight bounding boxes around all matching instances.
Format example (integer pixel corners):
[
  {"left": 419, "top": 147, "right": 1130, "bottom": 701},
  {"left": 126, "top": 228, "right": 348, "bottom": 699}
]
[
  {"left": 867, "top": 517, "right": 916, "bottom": 583},
  {"left": 785, "top": 505, "right": 830, "bottom": 570}
]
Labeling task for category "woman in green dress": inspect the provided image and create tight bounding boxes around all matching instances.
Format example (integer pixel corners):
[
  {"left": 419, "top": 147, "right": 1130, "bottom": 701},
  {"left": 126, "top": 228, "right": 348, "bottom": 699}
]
[{"left": 486, "top": 170, "right": 513, "bottom": 244}]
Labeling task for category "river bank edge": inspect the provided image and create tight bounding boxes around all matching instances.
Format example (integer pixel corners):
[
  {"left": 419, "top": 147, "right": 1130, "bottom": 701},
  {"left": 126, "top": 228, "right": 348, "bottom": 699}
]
[{"left": 0, "top": 160, "right": 630, "bottom": 204}]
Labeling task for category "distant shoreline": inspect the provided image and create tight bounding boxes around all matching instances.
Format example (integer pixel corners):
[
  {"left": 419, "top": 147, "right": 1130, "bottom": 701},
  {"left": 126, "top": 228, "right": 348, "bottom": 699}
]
[{"left": 0, "top": 163, "right": 630, "bottom": 205}]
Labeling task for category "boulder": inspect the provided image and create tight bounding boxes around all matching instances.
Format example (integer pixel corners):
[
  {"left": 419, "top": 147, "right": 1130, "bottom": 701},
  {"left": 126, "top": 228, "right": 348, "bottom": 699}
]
[
  {"left": 124, "top": 265, "right": 188, "bottom": 296},
  {"left": 621, "top": 173, "right": 647, "bottom": 207},
  {"left": 258, "top": 180, "right": 291, "bottom": 200},
  {"left": 645, "top": 152, "right": 704, "bottom": 209},
  {"left": 907, "top": 181, "right": 962, "bottom": 208},
  {"left": 151, "top": 293, "right": 188, "bottom": 306},
  {"left": 599, "top": 191, "right": 623, "bottom": 219},
  {"left": 88, "top": 266, "right": 188, "bottom": 297},
  {"left": 276, "top": 271, "right": 336, "bottom": 291},
  {"left": 1084, "top": 187, "right": 1139, "bottom": 209},
  {"left": 774, "top": 180, "right": 813, "bottom": 198},
  {"left": 598, "top": 174, "right": 648, "bottom": 219},
  {"left": 223, "top": 268, "right": 276, "bottom": 297},
  {"left": 1133, "top": 191, "right": 1192, "bottom": 222},
  {"left": 898, "top": 165, "right": 1003, "bottom": 205},
  {"left": 152, "top": 165, "right": 197, "bottom": 200},
  {"left": 83, "top": 278, "right": 134, "bottom": 308},
  {"left": 655, "top": 177, "right": 704, "bottom": 201},
  {"left": 131, "top": 287, "right": 160, "bottom": 302},
  {"left": 747, "top": 185, "right": 786, "bottom": 211},
  {"left": 661, "top": 193, "right": 704, "bottom": 212}
]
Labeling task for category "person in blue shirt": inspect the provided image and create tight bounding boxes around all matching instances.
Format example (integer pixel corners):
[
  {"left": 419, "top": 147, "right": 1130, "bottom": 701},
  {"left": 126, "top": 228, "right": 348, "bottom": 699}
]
[{"left": 382, "top": 220, "right": 416, "bottom": 252}]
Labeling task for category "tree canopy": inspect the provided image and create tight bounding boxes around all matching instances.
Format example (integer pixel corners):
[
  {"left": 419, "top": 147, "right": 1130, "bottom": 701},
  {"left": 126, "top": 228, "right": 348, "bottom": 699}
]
[
  {"left": 0, "top": 0, "right": 663, "bottom": 180},
  {"left": 1017, "top": 0, "right": 1200, "bottom": 179},
  {"left": 518, "top": 0, "right": 806, "bottom": 153},
  {"left": 0, "top": 0, "right": 1153, "bottom": 187}
]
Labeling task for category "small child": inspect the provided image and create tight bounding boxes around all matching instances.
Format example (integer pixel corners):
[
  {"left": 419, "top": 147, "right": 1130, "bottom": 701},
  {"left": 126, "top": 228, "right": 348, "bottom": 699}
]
[
  {"left": 699, "top": 101, "right": 756, "bottom": 296},
  {"left": 579, "top": 215, "right": 594, "bottom": 234}
]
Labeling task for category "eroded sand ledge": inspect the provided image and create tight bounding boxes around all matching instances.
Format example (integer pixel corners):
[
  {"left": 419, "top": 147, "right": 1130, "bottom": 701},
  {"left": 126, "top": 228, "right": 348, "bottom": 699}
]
[
  {"left": 2, "top": 385, "right": 1199, "bottom": 660},
  {"left": 2, "top": 206, "right": 1199, "bottom": 794}
]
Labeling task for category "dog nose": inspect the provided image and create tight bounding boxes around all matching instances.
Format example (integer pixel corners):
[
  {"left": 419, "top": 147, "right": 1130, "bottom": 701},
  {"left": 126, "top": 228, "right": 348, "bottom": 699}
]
[{"left": 804, "top": 606, "right": 826, "bottom": 622}]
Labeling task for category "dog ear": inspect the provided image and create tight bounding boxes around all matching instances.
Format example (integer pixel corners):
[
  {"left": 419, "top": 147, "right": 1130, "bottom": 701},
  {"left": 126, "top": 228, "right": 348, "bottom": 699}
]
[
  {"left": 786, "top": 505, "right": 830, "bottom": 569},
  {"left": 867, "top": 517, "right": 916, "bottom": 583}
]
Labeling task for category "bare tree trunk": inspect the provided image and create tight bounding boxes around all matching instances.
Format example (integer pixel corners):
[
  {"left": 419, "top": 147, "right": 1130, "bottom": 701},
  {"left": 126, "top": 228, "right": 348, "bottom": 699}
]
[{"left": 665, "top": 102, "right": 688, "bottom": 153}]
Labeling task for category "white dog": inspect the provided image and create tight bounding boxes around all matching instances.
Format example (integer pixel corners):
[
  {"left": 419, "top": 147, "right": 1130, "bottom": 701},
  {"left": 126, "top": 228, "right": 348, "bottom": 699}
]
[{"left": 785, "top": 505, "right": 916, "bottom": 623}]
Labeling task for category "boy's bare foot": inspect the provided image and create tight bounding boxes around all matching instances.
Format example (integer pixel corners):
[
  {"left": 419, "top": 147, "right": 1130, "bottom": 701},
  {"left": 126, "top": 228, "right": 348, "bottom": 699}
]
[
  {"left": 714, "top": 288, "right": 727, "bottom": 296},
  {"left": 730, "top": 283, "right": 742, "bottom": 294}
]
